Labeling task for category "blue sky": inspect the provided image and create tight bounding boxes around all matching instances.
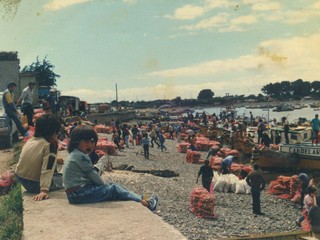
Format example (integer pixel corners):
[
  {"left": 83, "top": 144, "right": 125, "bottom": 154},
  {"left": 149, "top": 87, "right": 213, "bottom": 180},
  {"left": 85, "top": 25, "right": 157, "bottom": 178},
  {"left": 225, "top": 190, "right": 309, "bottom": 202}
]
[{"left": 1, "top": 0, "right": 320, "bottom": 103}]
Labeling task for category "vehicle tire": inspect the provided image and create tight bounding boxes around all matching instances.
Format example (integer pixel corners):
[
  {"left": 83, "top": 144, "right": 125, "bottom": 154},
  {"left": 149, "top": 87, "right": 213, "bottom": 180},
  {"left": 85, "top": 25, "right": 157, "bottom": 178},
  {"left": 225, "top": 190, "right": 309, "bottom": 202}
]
[
  {"left": 0, "top": 135, "right": 12, "bottom": 149},
  {"left": 12, "top": 132, "right": 19, "bottom": 144}
]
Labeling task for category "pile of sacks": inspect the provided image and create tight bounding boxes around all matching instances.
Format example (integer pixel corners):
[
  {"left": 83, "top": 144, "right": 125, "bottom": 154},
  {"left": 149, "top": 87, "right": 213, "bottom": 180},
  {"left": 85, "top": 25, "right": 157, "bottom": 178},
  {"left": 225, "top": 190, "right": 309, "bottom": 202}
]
[
  {"left": 212, "top": 172, "right": 251, "bottom": 194},
  {"left": 209, "top": 156, "right": 252, "bottom": 175},
  {"left": 95, "top": 124, "right": 113, "bottom": 134},
  {"left": 185, "top": 150, "right": 201, "bottom": 163},
  {"left": 217, "top": 148, "right": 240, "bottom": 157},
  {"left": 267, "top": 175, "right": 301, "bottom": 203},
  {"left": 177, "top": 142, "right": 190, "bottom": 153},
  {"left": 180, "top": 133, "right": 188, "bottom": 140},
  {"left": 96, "top": 138, "right": 118, "bottom": 156},
  {"left": 189, "top": 187, "right": 216, "bottom": 218},
  {"left": 194, "top": 137, "right": 220, "bottom": 151}
]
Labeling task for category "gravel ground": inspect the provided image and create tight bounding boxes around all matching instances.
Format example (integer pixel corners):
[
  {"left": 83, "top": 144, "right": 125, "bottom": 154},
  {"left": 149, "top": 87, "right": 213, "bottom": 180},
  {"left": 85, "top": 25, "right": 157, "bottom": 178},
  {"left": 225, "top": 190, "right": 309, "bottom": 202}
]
[{"left": 100, "top": 134, "right": 302, "bottom": 240}]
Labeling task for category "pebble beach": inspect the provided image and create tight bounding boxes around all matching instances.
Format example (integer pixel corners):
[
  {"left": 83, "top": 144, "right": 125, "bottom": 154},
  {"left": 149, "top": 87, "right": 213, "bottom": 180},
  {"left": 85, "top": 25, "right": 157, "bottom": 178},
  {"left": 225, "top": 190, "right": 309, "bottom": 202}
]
[{"left": 100, "top": 133, "right": 302, "bottom": 240}]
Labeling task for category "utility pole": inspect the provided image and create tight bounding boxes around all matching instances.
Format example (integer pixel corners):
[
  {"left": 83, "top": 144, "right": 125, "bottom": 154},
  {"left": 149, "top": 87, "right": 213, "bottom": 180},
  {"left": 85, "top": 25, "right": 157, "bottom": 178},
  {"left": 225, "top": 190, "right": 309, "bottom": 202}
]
[{"left": 115, "top": 83, "right": 118, "bottom": 103}]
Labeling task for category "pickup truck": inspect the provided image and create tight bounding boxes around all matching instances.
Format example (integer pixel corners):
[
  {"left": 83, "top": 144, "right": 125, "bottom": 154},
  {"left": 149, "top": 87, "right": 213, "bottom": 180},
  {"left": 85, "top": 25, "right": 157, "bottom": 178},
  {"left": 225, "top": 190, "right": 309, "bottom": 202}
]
[{"left": 0, "top": 92, "right": 18, "bottom": 149}]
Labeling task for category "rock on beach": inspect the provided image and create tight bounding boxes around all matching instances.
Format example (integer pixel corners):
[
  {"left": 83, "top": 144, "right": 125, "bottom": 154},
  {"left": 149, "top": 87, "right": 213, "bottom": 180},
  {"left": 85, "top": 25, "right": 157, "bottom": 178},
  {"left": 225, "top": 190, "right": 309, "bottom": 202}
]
[{"left": 100, "top": 133, "right": 301, "bottom": 239}]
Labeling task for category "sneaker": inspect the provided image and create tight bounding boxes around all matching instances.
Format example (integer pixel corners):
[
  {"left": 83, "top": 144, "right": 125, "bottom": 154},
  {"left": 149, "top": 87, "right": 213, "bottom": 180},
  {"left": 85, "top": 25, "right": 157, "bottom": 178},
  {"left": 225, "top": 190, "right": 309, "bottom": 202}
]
[{"left": 147, "top": 196, "right": 158, "bottom": 212}]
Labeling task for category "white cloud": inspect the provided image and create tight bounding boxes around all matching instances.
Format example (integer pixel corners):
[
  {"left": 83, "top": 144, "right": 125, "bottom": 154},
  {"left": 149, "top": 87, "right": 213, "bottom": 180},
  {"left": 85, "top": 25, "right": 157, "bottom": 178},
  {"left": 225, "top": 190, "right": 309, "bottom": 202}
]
[
  {"left": 282, "top": 8, "right": 320, "bottom": 24},
  {"left": 142, "top": 32, "right": 320, "bottom": 99},
  {"left": 181, "top": 13, "right": 229, "bottom": 30},
  {"left": 231, "top": 15, "right": 256, "bottom": 25},
  {"left": 203, "top": 0, "right": 230, "bottom": 9},
  {"left": 43, "top": 0, "right": 92, "bottom": 11},
  {"left": 123, "top": 0, "right": 137, "bottom": 5},
  {"left": 165, "top": 4, "right": 205, "bottom": 20},
  {"left": 251, "top": 2, "right": 281, "bottom": 11}
]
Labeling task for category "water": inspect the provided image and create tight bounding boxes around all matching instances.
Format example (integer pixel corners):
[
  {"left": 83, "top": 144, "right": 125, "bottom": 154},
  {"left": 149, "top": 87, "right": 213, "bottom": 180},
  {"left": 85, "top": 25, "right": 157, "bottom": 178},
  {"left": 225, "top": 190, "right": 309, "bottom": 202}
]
[{"left": 198, "top": 105, "right": 319, "bottom": 123}]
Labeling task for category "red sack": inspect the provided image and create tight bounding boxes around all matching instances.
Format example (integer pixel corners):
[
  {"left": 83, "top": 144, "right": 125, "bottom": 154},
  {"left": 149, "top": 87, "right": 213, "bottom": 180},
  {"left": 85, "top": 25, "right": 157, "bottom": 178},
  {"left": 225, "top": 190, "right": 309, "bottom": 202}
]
[
  {"left": 0, "top": 171, "right": 16, "bottom": 194},
  {"left": 189, "top": 187, "right": 216, "bottom": 219}
]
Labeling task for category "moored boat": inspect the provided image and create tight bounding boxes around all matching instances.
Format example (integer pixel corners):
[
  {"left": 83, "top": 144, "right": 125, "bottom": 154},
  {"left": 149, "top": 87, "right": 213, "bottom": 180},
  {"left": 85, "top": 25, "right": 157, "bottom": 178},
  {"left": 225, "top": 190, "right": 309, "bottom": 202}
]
[
  {"left": 258, "top": 143, "right": 320, "bottom": 170},
  {"left": 255, "top": 127, "right": 320, "bottom": 170}
]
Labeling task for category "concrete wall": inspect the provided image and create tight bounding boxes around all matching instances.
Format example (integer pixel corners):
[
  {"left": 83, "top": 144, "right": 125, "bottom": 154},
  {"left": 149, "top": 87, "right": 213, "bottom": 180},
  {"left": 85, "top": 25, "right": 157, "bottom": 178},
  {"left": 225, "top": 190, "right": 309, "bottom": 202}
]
[{"left": 86, "top": 111, "right": 136, "bottom": 125}]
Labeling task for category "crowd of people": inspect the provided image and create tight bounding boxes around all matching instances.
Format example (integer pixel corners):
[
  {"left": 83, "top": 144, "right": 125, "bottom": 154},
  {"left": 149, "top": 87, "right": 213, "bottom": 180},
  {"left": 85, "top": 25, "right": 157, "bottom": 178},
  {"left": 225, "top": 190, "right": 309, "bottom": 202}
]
[{"left": 2, "top": 81, "right": 320, "bottom": 237}]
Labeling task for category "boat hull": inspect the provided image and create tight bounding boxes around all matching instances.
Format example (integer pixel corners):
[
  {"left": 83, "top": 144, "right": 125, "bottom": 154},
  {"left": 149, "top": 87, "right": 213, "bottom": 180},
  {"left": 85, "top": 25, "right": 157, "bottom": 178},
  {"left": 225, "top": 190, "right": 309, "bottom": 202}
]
[{"left": 258, "top": 145, "right": 320, "bottom": 170}]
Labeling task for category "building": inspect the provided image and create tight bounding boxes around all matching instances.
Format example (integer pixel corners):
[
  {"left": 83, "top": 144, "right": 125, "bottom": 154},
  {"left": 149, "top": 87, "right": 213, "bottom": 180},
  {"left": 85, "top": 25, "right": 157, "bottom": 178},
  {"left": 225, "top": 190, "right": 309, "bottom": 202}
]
[{"left": 0, "top": 52, "right": 20, "bottom": 97}]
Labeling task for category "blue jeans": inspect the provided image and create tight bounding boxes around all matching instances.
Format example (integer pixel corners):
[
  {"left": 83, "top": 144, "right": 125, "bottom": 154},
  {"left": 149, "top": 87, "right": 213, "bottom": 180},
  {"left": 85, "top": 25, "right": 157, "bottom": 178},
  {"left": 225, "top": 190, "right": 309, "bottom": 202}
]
[
  {"left": 17, "top": 173, "right": 63, "bottom": 193},
  {"left": 160, "top": 142, "right": 167, "bottom": 151},
  {"left": 66, "top": 183, "right": 142, "bottom": 204},
  {"left": 6, "top": 109, "right": 27, "bottom": 136},
  {"left": 312, "top": 130, "right": 319, "bottom": 144}
]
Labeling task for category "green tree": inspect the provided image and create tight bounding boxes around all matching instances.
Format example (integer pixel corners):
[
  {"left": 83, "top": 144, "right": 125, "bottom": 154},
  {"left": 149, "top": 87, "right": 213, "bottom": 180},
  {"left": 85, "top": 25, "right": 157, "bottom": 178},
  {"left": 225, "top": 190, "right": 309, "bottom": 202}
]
[
  {"left": 21, "top": 56, "right": 60, "bottom": 87},
  {"left": 291, "top": 79, "right": 311, "bottom": 97},
  {"left": 197, "top": 89, "right": 214, "bottom": 100}
]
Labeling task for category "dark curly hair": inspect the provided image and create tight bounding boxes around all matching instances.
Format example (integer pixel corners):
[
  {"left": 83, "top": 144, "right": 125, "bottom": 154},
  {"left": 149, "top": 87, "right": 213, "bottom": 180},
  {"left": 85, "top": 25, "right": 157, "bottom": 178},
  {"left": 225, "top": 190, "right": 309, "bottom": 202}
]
[
  {"left": 34, "top": 114, "right": 60, "bottom": 140},
  {"left": 68, "top": 125, "right": 98, "bottom": 153}
]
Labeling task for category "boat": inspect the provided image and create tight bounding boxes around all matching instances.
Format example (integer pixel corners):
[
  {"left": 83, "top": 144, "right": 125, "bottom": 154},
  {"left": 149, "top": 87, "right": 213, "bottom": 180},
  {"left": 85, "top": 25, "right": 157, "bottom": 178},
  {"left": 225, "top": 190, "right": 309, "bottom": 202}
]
[
  {"left": 253, "top": 127, "right": 320, "bottom": 170},
  {"left": 220, "top": 93, "right": 237, "bottom": 119},
  {"left": 309, "top": 102, "right": 320, "bottom": 108},
  {"left": 272, "top": 103, "right": 294, "bottom": 112}
]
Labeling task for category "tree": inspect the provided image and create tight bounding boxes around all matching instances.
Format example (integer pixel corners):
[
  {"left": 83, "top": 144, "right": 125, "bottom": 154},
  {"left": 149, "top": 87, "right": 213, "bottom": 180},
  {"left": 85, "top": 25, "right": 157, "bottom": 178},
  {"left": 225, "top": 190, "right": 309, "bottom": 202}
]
[
  {"left": 21, "top": 56, "right": 60, "bottom": 87},
  {"left": 197, "top": 89, "right": 214, "bottom": 100},
  {"left": 291, "top": 79, "right": 311, "bottom": 97}
]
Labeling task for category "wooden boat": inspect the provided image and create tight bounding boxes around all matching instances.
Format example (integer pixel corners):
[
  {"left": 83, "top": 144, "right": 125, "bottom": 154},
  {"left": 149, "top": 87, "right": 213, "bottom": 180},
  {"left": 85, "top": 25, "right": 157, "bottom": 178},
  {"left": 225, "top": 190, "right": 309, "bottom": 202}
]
[
  {"left": 252, "top": 127, "right": 320, "bottom": 170},
  {"left": 258, "top": 143, "right": 320, "bottom": 170},
  {"left": 272, "top": 103, "right": 294, "bottom": 112}
]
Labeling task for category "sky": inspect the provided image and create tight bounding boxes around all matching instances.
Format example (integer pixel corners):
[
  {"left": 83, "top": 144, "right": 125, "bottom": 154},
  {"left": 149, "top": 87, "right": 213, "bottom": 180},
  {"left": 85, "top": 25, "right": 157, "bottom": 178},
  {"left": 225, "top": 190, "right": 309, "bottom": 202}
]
[{"left": 1, "top": 0, "right": 320, "bottom": 103}]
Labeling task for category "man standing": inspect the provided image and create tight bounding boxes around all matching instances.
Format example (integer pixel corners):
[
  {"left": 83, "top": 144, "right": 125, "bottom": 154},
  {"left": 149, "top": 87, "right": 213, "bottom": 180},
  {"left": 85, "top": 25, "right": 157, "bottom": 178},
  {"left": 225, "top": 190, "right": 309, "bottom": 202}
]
[
  {"left": 246, "top": 163, "right": 266, "bottom": 215},
  {"left": 196, "top": 160, "right": 214, "bottom": 192},
  {"left": 250, "top": 111, "right": 254, "bottom": 126},
  {"left": 311, "top": 114, "right": 320, "bottom": 145},
  {"left": 282, "top": 116, "right": 290, "bottom": 144},
  {"left": 2, "top": 82, "right": 27, "bottom": 136},
  {"left": 17, "top": 81, "right": 36, "bottom": 126}
]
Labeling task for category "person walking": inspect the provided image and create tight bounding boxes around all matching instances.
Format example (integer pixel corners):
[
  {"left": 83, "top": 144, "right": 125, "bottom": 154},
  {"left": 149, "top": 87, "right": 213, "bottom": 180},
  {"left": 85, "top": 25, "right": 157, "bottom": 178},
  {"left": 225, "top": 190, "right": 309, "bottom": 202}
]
[
  {"left": 149, "top": 129, "right": 160, "bottom": 148},
  {"left": 131, "top": 124, "right": 139, "bottom": 146},
  {"left": 175, "top": 124, "right": 182, "bottom": 143},
  {"left": 158, "top": 133, "right": 167, "bottom": 152},
  {"left": 246, "top": 163, "right": 266, "bottom": 215},
  {"left": 196, "top": 160, "right": 213, "bottom": 192},
  {"left": 142, "top": 133, "right": 150, "bottom": 159},
  {"left": 17, "top": 81, "right": 36, "bottom": 127},
  {"left": 311, "top": 114, "right": 320, "bottom": 145},
  {"left": 2, "top": 82, "right": 27, "bottom": 136}
]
